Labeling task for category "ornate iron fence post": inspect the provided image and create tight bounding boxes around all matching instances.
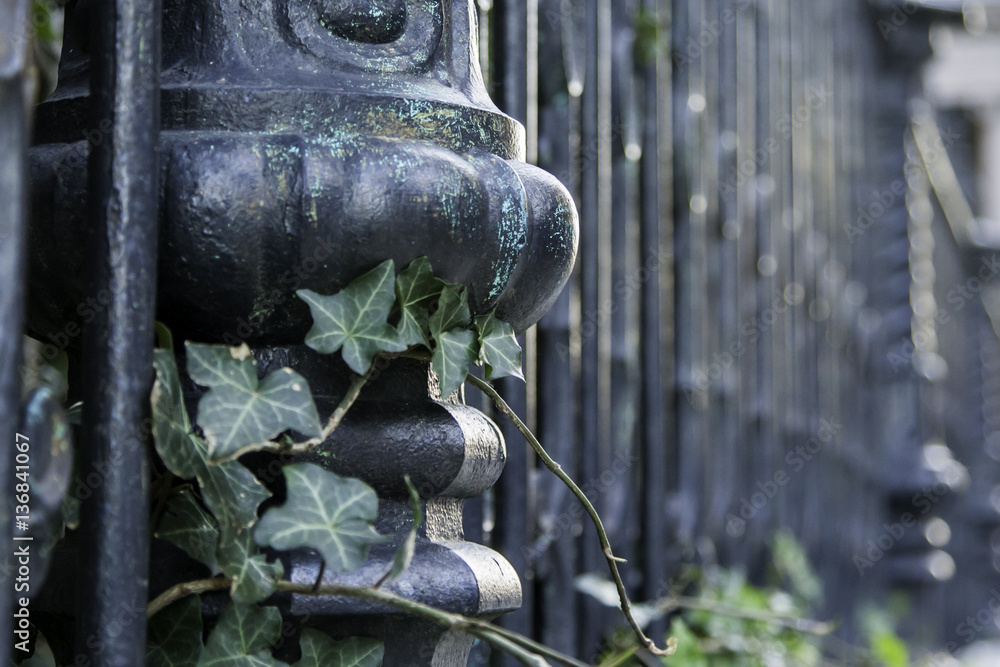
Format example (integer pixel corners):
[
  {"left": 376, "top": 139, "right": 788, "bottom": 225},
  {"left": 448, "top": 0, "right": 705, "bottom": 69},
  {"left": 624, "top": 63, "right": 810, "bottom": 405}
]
[{"left": 29, "top": 0, "right": 576, "bottom": 664}]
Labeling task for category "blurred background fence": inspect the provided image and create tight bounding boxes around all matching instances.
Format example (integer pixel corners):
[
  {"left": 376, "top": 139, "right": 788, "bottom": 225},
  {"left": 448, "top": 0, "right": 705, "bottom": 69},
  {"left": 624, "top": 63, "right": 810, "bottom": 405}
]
[{"left": 469, "top": 0, "right": 1000, "bottom": 662}]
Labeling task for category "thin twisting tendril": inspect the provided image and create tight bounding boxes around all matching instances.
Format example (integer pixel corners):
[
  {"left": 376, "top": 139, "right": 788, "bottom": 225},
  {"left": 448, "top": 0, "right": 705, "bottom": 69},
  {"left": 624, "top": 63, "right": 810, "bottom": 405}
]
[{"left": 466, "top": 373, "right": 677, "bottom": 657}]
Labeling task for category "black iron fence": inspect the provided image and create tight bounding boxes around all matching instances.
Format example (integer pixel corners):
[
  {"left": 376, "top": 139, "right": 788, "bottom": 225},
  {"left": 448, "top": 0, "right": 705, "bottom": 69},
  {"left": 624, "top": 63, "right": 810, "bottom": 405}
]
[
  {"left": 478, "top": 0, "right": 1000, "bottom": 663},
  {"left": 2, "top": 0, "right": 999, "bottom": 665}
]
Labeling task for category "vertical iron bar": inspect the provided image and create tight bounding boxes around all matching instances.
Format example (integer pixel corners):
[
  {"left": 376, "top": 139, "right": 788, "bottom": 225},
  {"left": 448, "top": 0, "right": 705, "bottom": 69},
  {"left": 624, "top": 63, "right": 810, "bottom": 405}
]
[
  {"left": 534, "top": 0, "right": 578, "bottom": 655},
  {"left": 709, "top": 0, "right": 736, "bottom": 551},
  {"left": 733, "top": 0, "right": 758, "bottom": 564},
  {"left": 0, "top": 2, "right": 31, "bottom": 663},
  {"left": 577, "top": 0, "right": 601, "bottom": 654},
  {"left": 671, "top": 0, "right": 697, "bottom": 553},
  {"left": 748, "top": 0, "right": 773, "bottom": 561},
  {"left": 76, "top": 0, "right": 161, "bottom": 663},
  {"left": 607, "top": 0, "right": 640, "bottom": 610},
  {"left": 491, "top": 1, "right": 536, "bottom": 662},
  {"left": 639, "top": 0, "right": 673, "bottom": 637},
  {"left": 576, "top": 0, "right": 613, "bottom": 658}
]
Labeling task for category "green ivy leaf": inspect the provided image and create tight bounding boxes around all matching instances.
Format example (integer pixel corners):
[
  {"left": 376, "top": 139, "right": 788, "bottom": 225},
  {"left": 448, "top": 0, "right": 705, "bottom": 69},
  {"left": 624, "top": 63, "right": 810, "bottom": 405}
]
[
  {"left": 147, "top": 597, "right": 204, "bottom": 667},
  {"left": 298, "top": 260, "right": 407, "bottom": 374},
  {"left": 198, "top": 602, "right": 285, "bottom": 667},
  {"left": 155, "top": 321, "right": 176, "bottom": 352},
  {"left": 394, "top": 257, "right": 444, "bottom": 348},
  {"left": 187, "top": 343, "right": 323, "bottom": 461},
  {"left": 217, "top": 531, "right": 284, "bottom": 605},
  {"left": 254, "top": 464, "right": 384, "bottom": 574},
  {"left": 431, "top": 329, "right": 477, "bottom": 399},
  {"left": 155, "top": 489, "right": 220, "bottom": 573},
  {"left": 388, "top": 475, "right": 422, "bottom": 581},
  {"left": 152, "top": 349, "right": 202, "bottom": 479},
  {"left": 429, "top": 285, "right": 471, "bottom": 338},
  {"left": 151, "top": 354, "right": 272, "bottom": 547},
  {"left": 199, "top": 459, "right": 272, "bottom": 547},
  {"left": 475, "top": 312, "right": 524, "bottom": 381},
  {"left": 18, "top": 638, "right": 57, "bottom": 667},
  {"left": 295, "top": 631, "right": 383, "bottom": 667}
]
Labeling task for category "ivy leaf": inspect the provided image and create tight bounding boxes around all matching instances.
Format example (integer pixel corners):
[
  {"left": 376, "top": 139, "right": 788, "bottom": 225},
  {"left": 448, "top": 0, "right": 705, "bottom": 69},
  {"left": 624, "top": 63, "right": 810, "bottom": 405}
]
[
  {"left": 298, "top": 260, "right": 407, "bottom": 374},
  {"left": 475, "top": 312, "right": 524, "bottom": 381},
  {"left": 155, "top": 489, "right": 220, "bottom": 573},
  {"left": 187, "top": 343, "right": 323, "bottom": 461},
  {"left": 199, "top": 459, "right": 272, "bottom": 547},
  {"left": 254, "top": 464, "right": 385, "bottom": 574},
  {"left": 151, "top": 345, "right": 271, "bottom": 547},
  {"left": 18, "top": 637, "right": 57, "bottom": 667},
  {"left": 431, "top": 329, "right": 477, "bottom": 399},
  {"left": 429, "top": 284, "right": 471, "bottom": 338},
  {"left": 394, "top": 257, "right": 444, "bottom": 348},
  {"left": 198, "top": 602, "right": 285, "bottom": 667},
  {"left": 217, "top": 531, "right": 284, "bottom": 604},
  {"left": 388, "top": 476, "right": 422, "bottom": 581},
  {"left": 155, "top": 321, "right": 175, "bottom": 350},
  {"left": 295, "top": 631, "right": 383, "bottom": 667},
  {"left": 152, "top": 349, "right": 202, "bottom": 479},
  {"left": 147, "top": 597, "right": 204, "bottom": 667}
]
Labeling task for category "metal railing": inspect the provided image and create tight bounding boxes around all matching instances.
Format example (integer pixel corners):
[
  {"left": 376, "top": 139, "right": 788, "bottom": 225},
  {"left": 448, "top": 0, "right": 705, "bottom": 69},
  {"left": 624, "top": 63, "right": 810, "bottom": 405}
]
[{"left": 2, "top": 0, "right": 998, "bottom": 665}]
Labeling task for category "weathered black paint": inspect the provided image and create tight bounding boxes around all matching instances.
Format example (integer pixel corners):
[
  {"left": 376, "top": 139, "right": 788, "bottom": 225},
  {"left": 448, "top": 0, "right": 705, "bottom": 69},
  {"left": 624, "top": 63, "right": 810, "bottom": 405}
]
[
  {"left": 19, "top": 0, "right": 1000, "bottom": 662},
  {"left": 73, "top": 0, "right": 161, "bottom": 664},
  {"left": 29, "top": 1, "right": 577, "bottom": 346},
  {"left": 30, "top": 1, "right": 576, "bottom": 665}
]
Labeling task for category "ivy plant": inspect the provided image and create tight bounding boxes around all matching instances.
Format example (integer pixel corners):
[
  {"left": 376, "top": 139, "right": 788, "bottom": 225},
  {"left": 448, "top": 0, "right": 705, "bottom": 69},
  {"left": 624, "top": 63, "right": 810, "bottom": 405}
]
[
  {"left": 141, "top": 257, "right": 579, "bottom": 667},
  {"left": 584, "top": 532, "right": 909, "bottom": 667},
  {"left": 21, "top": 257, "right": 674, "bottom": 665}
]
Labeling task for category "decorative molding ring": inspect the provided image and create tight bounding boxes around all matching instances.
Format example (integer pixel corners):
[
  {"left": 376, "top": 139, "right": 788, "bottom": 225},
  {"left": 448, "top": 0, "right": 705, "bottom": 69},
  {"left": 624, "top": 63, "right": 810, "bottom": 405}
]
[{"left": 283, "top": 0, "right": 443, "bottom": 72}]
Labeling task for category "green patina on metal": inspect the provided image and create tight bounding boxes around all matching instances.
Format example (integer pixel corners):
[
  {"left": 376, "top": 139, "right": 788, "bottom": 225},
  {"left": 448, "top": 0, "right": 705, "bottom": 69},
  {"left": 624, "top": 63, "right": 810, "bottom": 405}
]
[{"left": 28, "top": 0, "right": 575, "bottom": 344}]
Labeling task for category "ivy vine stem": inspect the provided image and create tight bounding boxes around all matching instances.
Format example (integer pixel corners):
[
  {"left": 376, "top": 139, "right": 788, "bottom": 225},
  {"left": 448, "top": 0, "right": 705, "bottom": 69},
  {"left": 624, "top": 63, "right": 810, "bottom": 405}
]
[
  {"left": 655, "top": 595, "right": 835, "bottom": 635},
  {"left": 279, "top": 583, "right": 556, "bottom": 667},
  {"left": 230, "top": 365, "right": 375, "bottom": 460},
  {"left": 147, "top": 577, "right": 230, "bottom": 617},
  {"left": 465, "top": 373, "right": 676, "bottom": 658},
  {"left": 147, "top": 577, "right": 586, "bottom": 667}
]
